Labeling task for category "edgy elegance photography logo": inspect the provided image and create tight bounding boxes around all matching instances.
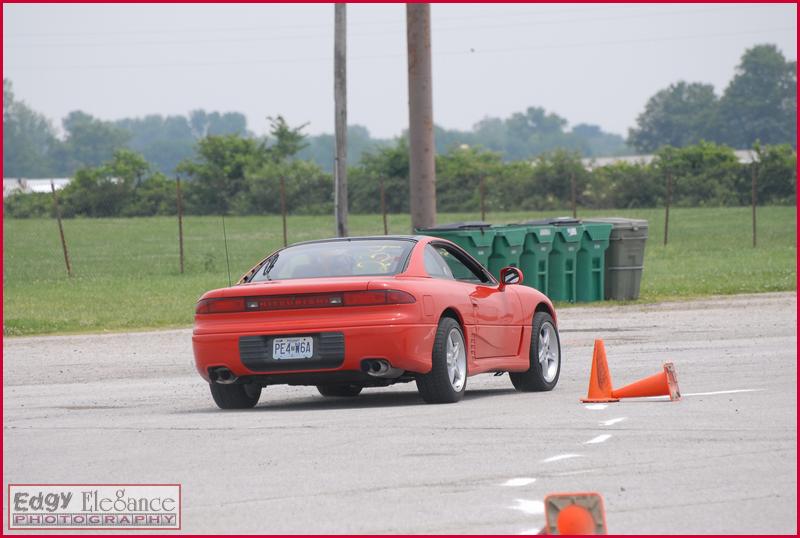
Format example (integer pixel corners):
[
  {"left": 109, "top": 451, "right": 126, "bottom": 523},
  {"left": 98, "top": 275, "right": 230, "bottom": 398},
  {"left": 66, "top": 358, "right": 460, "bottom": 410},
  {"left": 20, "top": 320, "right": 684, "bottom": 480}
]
[{"left": 8, "top": 484, "right": 181, "bottom": 530}]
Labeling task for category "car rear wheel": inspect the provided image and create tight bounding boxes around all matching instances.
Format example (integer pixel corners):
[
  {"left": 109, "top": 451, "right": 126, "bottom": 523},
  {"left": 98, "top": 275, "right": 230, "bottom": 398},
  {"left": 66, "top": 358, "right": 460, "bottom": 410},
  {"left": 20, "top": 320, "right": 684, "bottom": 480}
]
[
  {"left": 510, "top": 311, "right": 561, "bottom": 392},
  {"left": 317, "top": 384, "right": 363, "bottom": 397},
  {"left": 416, "top": 317, "right": 467, "bottom": 404},
  {"left": 209, "top": 382, "right": 262, "bottom": 409}
]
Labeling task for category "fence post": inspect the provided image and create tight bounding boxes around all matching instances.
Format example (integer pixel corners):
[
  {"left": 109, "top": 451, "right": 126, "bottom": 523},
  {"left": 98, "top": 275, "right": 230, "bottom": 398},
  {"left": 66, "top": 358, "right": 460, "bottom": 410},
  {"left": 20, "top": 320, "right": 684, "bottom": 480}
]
[
  {"left": 480, "top": 175, "right": 487, "bottom": 222},
  {"left": 664, "top": 171, "right": 672, "bottom": 246},
  {"left": 751, "top": 163, "right": 758, "bottom": 248},
  {"left": 176, "top": 176, "right": 185, "bottom": 274},
  {"left": 280, "top": 176, "right": 288, "bottom": 247},
  {"left": 380, "top": 177, "right": 388, "bottom": 235},
  {"left": 570, "top": 171, "right": 577, "bottom": 219},
  {"left": 50, "top": 180, "right": 72, "bottom": 277}
]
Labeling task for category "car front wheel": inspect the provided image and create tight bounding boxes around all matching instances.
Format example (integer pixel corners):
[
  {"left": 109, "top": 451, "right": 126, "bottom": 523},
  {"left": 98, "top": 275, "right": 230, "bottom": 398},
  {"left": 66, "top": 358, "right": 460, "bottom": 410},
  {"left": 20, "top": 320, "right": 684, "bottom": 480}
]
[{"left": 510, "top": 311, "right": 561, "bottom": 392}]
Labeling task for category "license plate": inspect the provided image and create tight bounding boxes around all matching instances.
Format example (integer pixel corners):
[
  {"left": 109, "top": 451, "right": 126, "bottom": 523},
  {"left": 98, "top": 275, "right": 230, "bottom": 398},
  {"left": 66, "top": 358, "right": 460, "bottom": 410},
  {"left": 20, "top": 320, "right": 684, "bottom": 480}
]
[{"left": 272, "top": 337, "right": 314, "bottom": 360}]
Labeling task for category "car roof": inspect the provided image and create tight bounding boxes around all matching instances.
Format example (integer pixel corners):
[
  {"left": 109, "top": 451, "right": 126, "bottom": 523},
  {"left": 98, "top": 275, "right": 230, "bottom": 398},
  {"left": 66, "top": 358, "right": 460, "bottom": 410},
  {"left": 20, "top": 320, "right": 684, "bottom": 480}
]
[{"left": 289, "top": 235, "right": 431, "bottom": 247}]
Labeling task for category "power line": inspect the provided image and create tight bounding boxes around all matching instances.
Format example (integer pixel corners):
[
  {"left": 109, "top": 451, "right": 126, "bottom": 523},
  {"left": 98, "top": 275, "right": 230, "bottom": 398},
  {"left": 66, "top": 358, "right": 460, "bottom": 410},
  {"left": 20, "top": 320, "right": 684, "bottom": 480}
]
[
  {"left": 7, "top": 5, "right": 774, "bottom": 50},
  {"left": 5, "top": 26, "right": 794, "bottom": 72},
  {"left": 2, "top": 4, "right": 672, "bottom": 38},
  {"left": 452, "top": 26, "right": 798, "bottom": 58},
  {"left": 5, "top": 3, "right": 783, "bottom": 44}
]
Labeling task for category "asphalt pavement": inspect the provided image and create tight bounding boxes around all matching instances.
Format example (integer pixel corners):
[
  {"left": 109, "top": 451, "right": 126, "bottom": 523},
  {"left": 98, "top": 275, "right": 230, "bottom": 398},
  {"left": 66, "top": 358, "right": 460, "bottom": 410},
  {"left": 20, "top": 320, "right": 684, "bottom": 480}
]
[{"left": 3, "top": 292, "right": 797, "bottom": 534}]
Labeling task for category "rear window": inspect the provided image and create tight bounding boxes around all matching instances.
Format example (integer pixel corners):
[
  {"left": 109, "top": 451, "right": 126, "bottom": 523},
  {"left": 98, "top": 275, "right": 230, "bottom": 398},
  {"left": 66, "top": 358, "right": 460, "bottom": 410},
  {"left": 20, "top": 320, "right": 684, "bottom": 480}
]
[{"left": 249, "top": 239, "right": 414, "bottom": 282}]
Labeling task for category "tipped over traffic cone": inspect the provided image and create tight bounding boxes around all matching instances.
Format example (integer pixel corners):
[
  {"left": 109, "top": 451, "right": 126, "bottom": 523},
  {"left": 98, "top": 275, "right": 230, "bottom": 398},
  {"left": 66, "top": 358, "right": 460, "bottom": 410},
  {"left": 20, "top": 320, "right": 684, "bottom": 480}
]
[
  {"left": 543, "top": 492, "right": 608, "bottom": 535},
  {"left": 611, "top": 362, "right": 681, "bottom": 401},
  {"left": 580, "top": 340, "right": 619, "bottom": 403}
]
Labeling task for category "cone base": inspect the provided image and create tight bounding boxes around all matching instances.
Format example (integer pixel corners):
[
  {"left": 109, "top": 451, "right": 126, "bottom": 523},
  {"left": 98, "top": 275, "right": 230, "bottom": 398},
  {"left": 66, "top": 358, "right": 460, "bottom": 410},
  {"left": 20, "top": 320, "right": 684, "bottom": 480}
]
[{"left": 580, "top": 397, "right": 620, "bottom": 403}]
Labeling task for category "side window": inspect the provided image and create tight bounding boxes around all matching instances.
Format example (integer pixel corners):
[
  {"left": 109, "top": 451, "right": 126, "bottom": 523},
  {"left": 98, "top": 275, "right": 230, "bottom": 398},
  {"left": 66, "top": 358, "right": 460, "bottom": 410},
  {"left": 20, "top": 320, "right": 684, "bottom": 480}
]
[
  {"left": 424, "top": 245, "right": 455, "bottom": 279},
  {"left": 434, "top": 244, "right": 491, "bottom": 284}
]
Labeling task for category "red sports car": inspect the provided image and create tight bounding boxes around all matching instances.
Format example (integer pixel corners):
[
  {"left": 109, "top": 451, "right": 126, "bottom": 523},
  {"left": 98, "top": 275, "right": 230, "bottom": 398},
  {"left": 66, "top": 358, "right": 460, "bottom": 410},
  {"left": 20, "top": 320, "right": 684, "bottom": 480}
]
[{"left": 192, "top": 235, "right": 561, "bottom": 409}]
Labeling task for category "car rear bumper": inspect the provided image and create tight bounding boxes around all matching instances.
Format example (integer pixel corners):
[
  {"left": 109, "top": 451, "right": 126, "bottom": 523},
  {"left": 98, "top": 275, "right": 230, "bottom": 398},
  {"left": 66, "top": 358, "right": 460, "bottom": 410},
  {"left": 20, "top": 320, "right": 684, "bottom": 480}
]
[{"left": 192, "top": 323, "right": 437, "bottom": 382}]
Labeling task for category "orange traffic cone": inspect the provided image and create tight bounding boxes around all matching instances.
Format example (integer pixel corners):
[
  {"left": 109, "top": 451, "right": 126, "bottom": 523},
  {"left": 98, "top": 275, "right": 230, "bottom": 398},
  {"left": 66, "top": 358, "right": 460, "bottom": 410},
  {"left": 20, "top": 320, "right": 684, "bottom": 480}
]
[
  {"left": 611, "top": 362, "right": 681, "bottom": 401},
  {"left": 580, "top": 340, "right": 619, "bottom": 403},
  {"left": 543, "top": 492, "right": 608, "bottom": 534}
]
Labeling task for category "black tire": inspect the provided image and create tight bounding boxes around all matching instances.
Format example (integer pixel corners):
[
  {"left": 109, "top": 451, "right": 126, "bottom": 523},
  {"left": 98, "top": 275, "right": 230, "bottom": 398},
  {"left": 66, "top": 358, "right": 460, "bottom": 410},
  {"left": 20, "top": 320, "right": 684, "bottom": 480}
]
[
  {"left": 209, "top": 382, "right": 262, "bottom": 409},
  {"left": 510, "top": 311, "right": 561, "bottom": 392},
  {"left": 416, "top": 317, "right": 467, "bottom": 404},
  {"left": 317, "top": 384, "right": 363, "bottom": 397}
]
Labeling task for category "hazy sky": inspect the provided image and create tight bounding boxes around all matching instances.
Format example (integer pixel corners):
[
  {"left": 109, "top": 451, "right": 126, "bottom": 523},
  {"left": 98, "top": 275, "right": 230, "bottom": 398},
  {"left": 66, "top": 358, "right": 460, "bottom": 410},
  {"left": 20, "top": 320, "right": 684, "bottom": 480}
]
[{"left": 3, "top": 3, "right": 796, "bottom": 139}]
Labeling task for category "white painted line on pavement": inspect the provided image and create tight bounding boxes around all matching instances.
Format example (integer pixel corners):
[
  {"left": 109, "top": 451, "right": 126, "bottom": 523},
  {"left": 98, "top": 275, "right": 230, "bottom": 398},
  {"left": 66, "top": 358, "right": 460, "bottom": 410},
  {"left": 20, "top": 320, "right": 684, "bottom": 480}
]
[
  {"left": 683, "top": 389, "right": 763, "bottom": 397},
  {"left": 511, "top": 499, "right": 545, "bottom": 515},
  {"left": 519, "top": 527, "right": 544, "bottom": 535},
  {"left": 502, "top": 477, "right": 537, "bottom": 487},
  {"left": 600, "top": 417, "right": 627, "bottom": 426},
  {"left": 541, "top": 454, "right": 583, "bottom": 463},
  {"left": 583, "top": 403, "right": 608, "bottom": 410},
  {"left": 584, "top": 434, "right": 612, "bottom": 444},
  {"left": 552, "top": 468, "right": 596, "bottom": 477},
  {"left": 613, "top": 389, "right": 763, "bottom": 401}
]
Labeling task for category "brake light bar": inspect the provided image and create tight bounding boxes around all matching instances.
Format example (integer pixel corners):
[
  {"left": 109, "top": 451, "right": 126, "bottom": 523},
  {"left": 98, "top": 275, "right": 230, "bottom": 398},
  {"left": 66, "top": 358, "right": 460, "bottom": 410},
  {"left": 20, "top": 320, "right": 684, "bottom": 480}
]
[
  {"left": 196, "top": 290, "right": 415, "bottom": 314},
  {"left": 247, "top": 293, "right": 341, "bottom": 311}
]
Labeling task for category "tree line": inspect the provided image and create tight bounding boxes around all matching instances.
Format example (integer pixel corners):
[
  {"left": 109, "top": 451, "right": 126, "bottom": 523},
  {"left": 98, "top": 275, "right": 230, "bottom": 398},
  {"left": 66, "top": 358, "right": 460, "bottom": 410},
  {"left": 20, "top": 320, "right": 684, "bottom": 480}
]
[
  {"left": 3, "top": 81, "right": 626, "bottom": 178},
  {"left": 3, "top": 42, "right": 795, "bottom": 219},
  {"left": 5, "top": 125, "right": 795, "bottom": 219},
  {"left": 5, "top": 43, "right": 795, "bottom": 182}
]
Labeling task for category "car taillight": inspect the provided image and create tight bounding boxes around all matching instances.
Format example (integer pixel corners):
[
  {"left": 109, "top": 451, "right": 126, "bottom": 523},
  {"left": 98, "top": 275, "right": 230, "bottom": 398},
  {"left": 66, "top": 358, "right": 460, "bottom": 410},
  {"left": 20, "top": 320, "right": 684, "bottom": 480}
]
[
  {"left": 342, "top": 290, "right": 416, "bottom": 306},
  {"left": 195, "top": 297, "right": 245, "bottom": 314},
  {"left": 195, "top": 290, "right": 415, "bottom": 314},
  {"left": 384, "top": 290, "right": 417, "bottom": 304}
]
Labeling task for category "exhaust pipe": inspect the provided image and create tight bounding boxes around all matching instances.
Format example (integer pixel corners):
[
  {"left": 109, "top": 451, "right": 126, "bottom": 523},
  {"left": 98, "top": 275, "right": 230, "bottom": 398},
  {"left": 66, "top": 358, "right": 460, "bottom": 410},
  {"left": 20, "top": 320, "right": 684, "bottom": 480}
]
[
  {"left": 210, "top": 367, "right": 238, "bottom": 385},
  {"left": 369, "top": 360, "right": 390, "bottom": 376},
  {"left": 362, "top": 359, "right": 404, "bottom": 379}
]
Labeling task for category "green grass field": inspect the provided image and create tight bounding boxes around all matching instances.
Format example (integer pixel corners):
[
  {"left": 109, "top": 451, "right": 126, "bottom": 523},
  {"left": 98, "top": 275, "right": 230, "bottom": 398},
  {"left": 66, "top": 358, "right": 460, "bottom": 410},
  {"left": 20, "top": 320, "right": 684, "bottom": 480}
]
[{"left": 3, "top": 206, "right": 796, "bottom": 336}]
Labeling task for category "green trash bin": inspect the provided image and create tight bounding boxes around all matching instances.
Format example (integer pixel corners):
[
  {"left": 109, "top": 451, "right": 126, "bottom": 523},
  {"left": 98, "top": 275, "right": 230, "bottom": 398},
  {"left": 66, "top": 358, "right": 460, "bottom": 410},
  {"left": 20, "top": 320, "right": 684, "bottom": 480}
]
[
  {"left": 584, "top": 218, "right": 649, "bottom": 300},
  {"left": 415, "top": 222, "right": 496, "bottom": 269},
  {"left": 518, "top": 225, "right": 555, "bottom": 293},
  {"left": 487, "top": 225, "right": 528, "bottom": 278},
  {"left": 538, "top": 219, "right": 583, "bottom": 302},
  {"left": 576, "top": 222, "right": 612, "bottom": 302}
]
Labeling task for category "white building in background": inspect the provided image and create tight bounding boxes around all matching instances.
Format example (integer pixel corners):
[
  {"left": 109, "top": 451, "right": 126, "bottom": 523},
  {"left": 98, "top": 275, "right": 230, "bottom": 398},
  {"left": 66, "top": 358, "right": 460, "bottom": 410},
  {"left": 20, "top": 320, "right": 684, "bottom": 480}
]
[
  {"left": 580, "top": 150, "right": 756, "bottom": 171},
  {"left": 3, "top": 178, "right": 71, "bottom": 198}
]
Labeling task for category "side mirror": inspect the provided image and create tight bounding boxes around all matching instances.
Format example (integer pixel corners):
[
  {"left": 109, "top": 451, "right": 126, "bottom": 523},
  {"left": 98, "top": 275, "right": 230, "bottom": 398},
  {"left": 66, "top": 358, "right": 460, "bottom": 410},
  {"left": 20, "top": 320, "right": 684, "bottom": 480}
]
[{"left": 499, "top": 266, "right": 523, "bottom": 289}]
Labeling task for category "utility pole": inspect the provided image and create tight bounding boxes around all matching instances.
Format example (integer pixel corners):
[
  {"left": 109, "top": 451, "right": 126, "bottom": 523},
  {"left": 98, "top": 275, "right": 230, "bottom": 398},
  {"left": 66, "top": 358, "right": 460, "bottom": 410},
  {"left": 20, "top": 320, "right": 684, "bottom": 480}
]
[
  {"left": 406, "top": 3, "right": 437, "bottom": 231},
  {"left": 334, "top": 3, "right": 348, "bottom": 237}
]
